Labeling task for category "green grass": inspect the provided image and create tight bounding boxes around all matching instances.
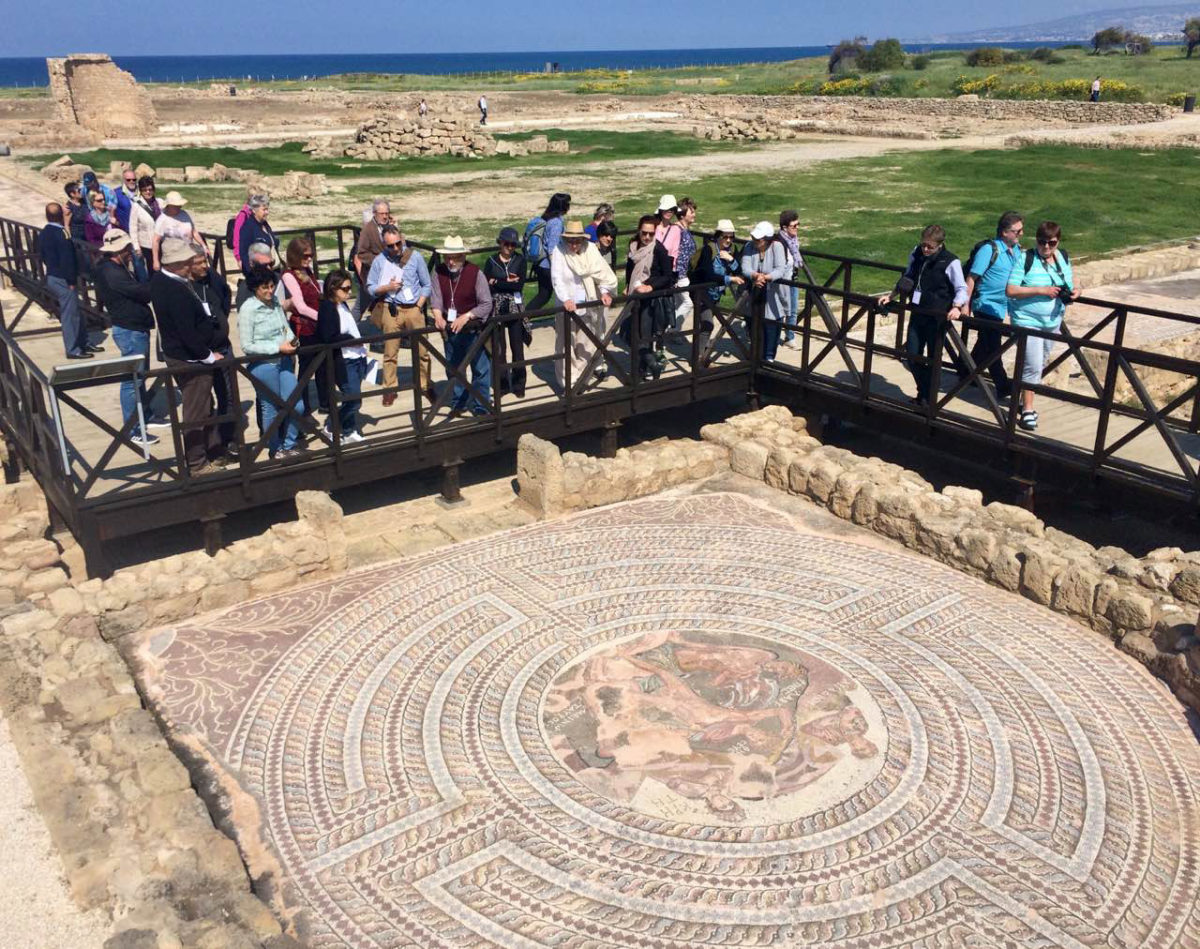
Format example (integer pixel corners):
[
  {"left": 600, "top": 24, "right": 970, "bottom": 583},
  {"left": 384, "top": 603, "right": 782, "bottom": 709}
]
[
  {"left": 24, "top": 129, "right": 734, "bottom": 181},
  {"left": 123, "top": 45, "right": 1200, "bottom": 102},
  {"left": 389, "top": 145, "right": 1200, "bottom": 288}
]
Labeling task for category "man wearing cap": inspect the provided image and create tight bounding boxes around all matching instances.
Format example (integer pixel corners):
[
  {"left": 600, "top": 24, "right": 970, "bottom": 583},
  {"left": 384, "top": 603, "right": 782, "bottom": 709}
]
[
  {"left": 38, "top": 202, "right": 95, "bottom": 360},
  {"left": 94, "top": 230, "right": 168, "bottom": 444},
  {"left": 366, "top": 223, "right": 432, "bottom": 407},
  {"left": 484, "top": 227, "right": 529, "bottom": 397},
  {"left": 741, "top": 221, "right": 791, "bottom": 363},
  {"left": 550, "top": 220, "right": 617, "bottom": 391},
  {"left": 152, "top": 191, "right": 203, "bottom": 270},
  {"left": 81, "top": 171, "right": 117, "bottom": 224},
  {"left": 431, "top": 236, "right": 493, "bottom": 417},
  {"left": 150, "top": 238, "right": 230, "bottom": 474}
]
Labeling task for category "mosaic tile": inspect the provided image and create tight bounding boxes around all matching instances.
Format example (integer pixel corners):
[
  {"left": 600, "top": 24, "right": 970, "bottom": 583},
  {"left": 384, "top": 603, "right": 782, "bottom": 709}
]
[{"left": 138, "top": 493, "right": 1200, "bottom": 948}]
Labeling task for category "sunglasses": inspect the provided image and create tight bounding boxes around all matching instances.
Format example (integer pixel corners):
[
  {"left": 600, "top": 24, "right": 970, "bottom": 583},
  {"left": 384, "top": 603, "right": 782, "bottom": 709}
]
[
  {"left": 1037, "top": 238, "right": 1059, "bottom": 246},
  {"left": 384, "top": 243, "right": 401, "bottom": 250},
  {"left": 338, "top": 283, "right": 352, "bottom": 291},
  {"left": 302, "top": 254, "right": 313, "bottom": 260},
  {"left": 638, "top": 230, "right": 656, "bottom": 238}
]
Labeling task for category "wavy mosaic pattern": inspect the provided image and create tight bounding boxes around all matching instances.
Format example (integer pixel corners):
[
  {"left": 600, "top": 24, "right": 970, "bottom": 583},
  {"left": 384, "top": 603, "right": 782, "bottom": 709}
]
[{"left": 139, "top": 493, "right": 1200, "bottom": 948}]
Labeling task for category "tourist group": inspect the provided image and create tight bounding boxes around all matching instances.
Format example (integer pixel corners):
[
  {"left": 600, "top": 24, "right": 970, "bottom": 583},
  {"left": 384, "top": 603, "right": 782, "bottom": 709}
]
[{"left": 37, "top": 174, "right": 1078, "bottom": 473}]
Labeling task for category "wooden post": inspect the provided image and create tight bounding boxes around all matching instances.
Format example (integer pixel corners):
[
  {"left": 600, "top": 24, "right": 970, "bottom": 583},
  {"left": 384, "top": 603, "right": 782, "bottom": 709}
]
[
  {"left": 201, "top": 514, "right": 225, "bottom": 557},
  {"left": 441, "top": 458, "right": 463, "bottom": 504},
  {"left": 600, "top": 421, "right": 620, "bottom": 459}
]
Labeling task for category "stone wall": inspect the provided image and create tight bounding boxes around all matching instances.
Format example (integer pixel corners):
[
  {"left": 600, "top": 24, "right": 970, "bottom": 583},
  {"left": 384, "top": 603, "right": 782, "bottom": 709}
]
[
  {"left": 697, "top": 406, "right": 1200, "bottom": 712},
  {"left": 47, "top": 54, "right": 157, "bottom": 138},
  {"left": 517, "top": 433, "right": 729, "bottom": 517},
  {"left": 698, "top": 113, "right": 934, "bottom": 142},
  {"left": 343, "top": 117, "right": 498, "bottom": 160},
  {"left": 0, "top": 483, "right": 346, "bottom": 947}
]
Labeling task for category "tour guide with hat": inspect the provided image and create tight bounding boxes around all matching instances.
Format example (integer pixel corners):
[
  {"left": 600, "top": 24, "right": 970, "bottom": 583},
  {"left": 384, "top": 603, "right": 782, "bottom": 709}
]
[
  {"left": 430, "top": 235, "right": 494, "bottom": 417},
  {"left": 484, "top": 226, "right": 531, "bottom": 398},
  {"left": 150, "top": 237, "right": 231, "bottom": 472},
  {"left": 550, "top": 220, "right": 617, "bottom": 391},
  {"left": 94, "top": 229, "right": 166, "bottom": 444}
]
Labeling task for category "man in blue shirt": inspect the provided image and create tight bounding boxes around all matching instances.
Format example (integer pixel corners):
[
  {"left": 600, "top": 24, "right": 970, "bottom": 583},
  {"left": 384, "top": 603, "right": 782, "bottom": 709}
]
[
  {"left": 366, "top": 223, "right": 433, "bottom": 407},
  {"left": 37, "top": 203, "right": 94, "bottom": 359},
  {"left": 963, "top": 211, "right": 1024, "bottom": 400}
]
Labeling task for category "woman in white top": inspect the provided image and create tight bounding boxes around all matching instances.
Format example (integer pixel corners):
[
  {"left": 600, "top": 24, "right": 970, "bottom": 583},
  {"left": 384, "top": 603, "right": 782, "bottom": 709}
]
[
  {"left": 317, "top": 268, "right": 369, "bottom": 441},
  {"left": 152, "top": 191, "right": 204, "bottom": 270},
  {"left": 550, "top": 220, "right": 616, "bottom": 391}
]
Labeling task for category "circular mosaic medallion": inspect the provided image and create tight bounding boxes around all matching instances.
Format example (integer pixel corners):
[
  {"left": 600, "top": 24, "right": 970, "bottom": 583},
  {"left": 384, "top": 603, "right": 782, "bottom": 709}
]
[{"left": 144, "top": 494, "right": 1200, "bottom": 949}]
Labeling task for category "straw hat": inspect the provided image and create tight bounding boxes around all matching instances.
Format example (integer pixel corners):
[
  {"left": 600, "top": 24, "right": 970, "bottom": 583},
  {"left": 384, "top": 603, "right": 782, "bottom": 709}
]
[
  {"left": 160, "top": 238, "right": 194, "bottom": 266},
  {"left": 163, "top": 190, "right": 187, "bottom": 208},
  {"left": 439, "top": 235, "right": 467, "bottom": 254},
  {"left": 750, "top": 221, "right": 774, "bottom": 240},
  {"left": 100, "top": 229, "right": 132, "bottom": 253},
  {"left": 561, "top": 220, "right": 588, "bottom": 239},
  {"left": 715, "top": 219, "right": 736, "bottom": 235},
  {"left": 657, "top": 194, "right": 678, "bottom": 212}
]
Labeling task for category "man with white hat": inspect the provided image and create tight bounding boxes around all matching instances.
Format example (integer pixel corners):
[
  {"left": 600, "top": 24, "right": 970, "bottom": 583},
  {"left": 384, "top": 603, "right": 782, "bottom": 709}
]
[
  {"left": 149, "top": 237, "right": 230, "bottom": 473},
  {"left": 740, "top": 221, "right": 791, "bottom": 363},
  {"left": 94, "top": 229, "right": 168, "bottom": 445},
  {"left": 430, "top": 235, "right": 493, "bottom": 417},
  {"left": 550, "top": 220, "right": 617, "bottom": 391}
]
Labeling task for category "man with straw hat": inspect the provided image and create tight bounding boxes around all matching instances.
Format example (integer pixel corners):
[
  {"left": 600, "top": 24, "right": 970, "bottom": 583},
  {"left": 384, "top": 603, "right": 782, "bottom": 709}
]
[
  {"left": 550, "top": 220, "right": 617, "bottom": 391},
  {"left": 430, "top": 235, "right": 493, "bottom": 417},
  {"left": 152, "top": 190, "right": 204, "bottom": 270},
  {"left": 94, "top": 229, "right": 167, "bottom": 445}
]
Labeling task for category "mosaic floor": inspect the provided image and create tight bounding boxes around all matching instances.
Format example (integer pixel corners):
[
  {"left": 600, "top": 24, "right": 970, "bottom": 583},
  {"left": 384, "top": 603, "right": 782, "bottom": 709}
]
[{"left": 137, "top": 492, "right": 1200, "bottom": 948}]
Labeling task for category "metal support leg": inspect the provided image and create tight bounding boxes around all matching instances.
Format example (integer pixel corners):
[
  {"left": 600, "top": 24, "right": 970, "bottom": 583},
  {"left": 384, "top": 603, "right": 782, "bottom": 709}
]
[
  {"left": 441, "top": 459, "right": 463, "bottom": 504},
  {"left": 201, "top": 514, "right": 225, "bottom": 557},
  {"left": 600, "top": 421, "right": 620, "bottom": 459}
]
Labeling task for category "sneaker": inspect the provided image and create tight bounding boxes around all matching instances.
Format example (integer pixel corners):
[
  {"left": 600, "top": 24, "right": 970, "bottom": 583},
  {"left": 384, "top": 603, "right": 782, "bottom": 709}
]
[
  {"left": 1017, "top": 410, "right": 1038, "bottom": 432},
  {"left": 344, "top": 430, "right": 365, "bottom": 443},
  {"left": 132, "top": 432, "right": 159, "bottom": 446},
  {"left": 275, "top": 448, "right": 303, "bottom": 459},
  {"left": 594, "top": 365, "right": 608, "bottom": 381},
  {"left": 655, "top": 351, "right": 667, "bottom": 368},
  {"left": 145, "top": 416, "right": 171, "bottom": 429}
]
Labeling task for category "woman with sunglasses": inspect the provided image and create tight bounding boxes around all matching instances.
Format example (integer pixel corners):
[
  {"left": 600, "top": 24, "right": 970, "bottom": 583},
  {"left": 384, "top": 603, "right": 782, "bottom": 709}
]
[
  {"left": 317, "top": 268, "right": 368, "bottom": 442},
  {"left": 1006, "top": 220, "right": 1080, "bottom": 432}
]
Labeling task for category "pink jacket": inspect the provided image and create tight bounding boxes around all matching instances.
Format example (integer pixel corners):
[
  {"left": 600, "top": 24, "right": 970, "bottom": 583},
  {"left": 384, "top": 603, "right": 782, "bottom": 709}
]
[
  {"left": 230, "top": 204, "right": 250, "bottom": 260},
  {"left": 655, "top": 222, "right": 681, "bottom": 266}
]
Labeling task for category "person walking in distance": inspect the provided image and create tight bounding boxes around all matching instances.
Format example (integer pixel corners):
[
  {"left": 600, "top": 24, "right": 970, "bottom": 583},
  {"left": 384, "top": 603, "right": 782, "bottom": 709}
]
[
  {"left": 366, "top": 224, "right": 433, "bottom": 408},
  {"left": 1091, "top": 77, "right": 1101, "bottom": 102},
  {"left": 962, "top": 211, "right": 1024, "bottom": 400},
  {"left": 879, "top": 224, "right": 969, "bottom": 406},
  {"left": 418, "top": 98, "right": 428, "bottom": 117},
  {"left": 478, "top": 94, "right": 488, "bottom": 125},
  {"left": 38, "top": 203, "right": 94, "bottom": 359},
  {"left": 1006, "top": 221, "right": 1080, "bottom": 432}
]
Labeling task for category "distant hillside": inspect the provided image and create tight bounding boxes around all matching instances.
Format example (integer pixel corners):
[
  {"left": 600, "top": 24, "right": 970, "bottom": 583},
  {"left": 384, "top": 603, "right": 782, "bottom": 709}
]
[{"left": 917, "top": 3, "right": 1198, "bottom": 43}]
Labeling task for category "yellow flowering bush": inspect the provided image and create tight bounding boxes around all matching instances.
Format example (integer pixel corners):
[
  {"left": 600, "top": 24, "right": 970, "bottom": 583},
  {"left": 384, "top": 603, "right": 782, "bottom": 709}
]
[{"left": 951, "top": 74, "right": 999, "bottom": 95}]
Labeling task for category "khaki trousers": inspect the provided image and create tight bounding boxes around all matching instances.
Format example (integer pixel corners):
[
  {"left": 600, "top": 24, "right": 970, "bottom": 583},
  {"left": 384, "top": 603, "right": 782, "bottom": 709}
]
[
  {"left": 555, "top": 305, "right": 610, "bottom": 390},
  {"left": 373, "top": 302, "right": 430, "bottom": 392}
]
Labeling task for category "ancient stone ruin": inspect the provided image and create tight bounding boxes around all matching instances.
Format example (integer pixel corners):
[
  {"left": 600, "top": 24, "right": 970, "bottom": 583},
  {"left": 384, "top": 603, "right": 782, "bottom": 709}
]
[{"left": 47, "top": 54, "right": 157, "bottom": 138}]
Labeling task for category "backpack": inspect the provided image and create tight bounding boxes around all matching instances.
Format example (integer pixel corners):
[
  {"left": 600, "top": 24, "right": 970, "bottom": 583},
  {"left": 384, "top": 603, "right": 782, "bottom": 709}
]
[
  {"left": 965, "top": 239, "right": 1001, "bottom": 299},
  {"left": 224, "top": 217, "right": 236, "bottom": 247},
  {"left": 1022, "top": 246, "right": 1069, "bottom": 278},
  {"left": 523, "top": 216, "right": 549, "bottom": 267}
]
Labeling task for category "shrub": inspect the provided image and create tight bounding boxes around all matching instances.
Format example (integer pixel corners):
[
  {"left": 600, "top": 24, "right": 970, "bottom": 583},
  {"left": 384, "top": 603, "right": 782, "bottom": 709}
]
[
  {"left": 995, "top": 78, "right": 1145, "bottom": 102},
  {"left": 1125, "top": 32, "right": 1154, "bottom": 54},
  {"left": 1092, "top": 26, "right": 1126, "bottom": 53},
  {"left": 952, "top": 74, "right": 999, "bottom": 96},
  {"left": 911, "top": 54, "right": 931, "bottom": 71},
  {"left": 860, "top": 38, "right": 906, "bottom": 72},
  {"left": 1002, "top": 63, "right": 1037, "bottom": 75},
  {"left": 1031, "top": 47, "right": 1055, "bottom": 61},
  {"left": 829, "top": 38, "right": 866, "bottom": 74},
  {"left": 818, "top": 77, "right": 871, "bottom": 96},
  {"left": 1166, "top": 91, "right": 1188, "bottom": 106},
  {"left": 965, "top": 47, "right": 1007, "bottom": 67},
  {"left": 1002, "top": 50, "right": 1027, "bottom": 63}
]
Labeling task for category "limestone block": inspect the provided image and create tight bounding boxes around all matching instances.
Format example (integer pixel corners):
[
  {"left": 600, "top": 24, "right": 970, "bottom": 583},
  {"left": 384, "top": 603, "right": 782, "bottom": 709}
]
[
  {"left": 1053, "top": 564, "right": 1101, "bottom": 617},
  {"left": 829, "top": 471, "right": 867, "bottom": 520},
  {"left": 913, "top": 512, "right": 969, "bottom": 562},
  {"left": 1107, "top": 590, "right": 1155, "bottom": 631},
  {"left": 805, "top": 458, "right": 844, "bottom": 505},
  {"left": 22, "top": 567, "right": 69, "bottom": 596},
  {"left": 48, "top": 585, "right": 85, "bottom": 617},
  {"left": 98, "top": 604, "right": 149, "bottom": 641},
  {"left": 942, "top": 485, "right": 983, "bottom": 508},
  {"left": 527, "top": 135, "right": 550, "bottom": 153},
  {"left": 957, "top": 527, "right": 997, "bottom": 572},
  {"left": 156, "top": 167, "right": 185, "bottom": 182},
  {"left": 3, "top": 608, "right": 57, "bottom": 637},
  {"left": 850, "top": 482, "right": 881, "bottom": 527},
  {"left": 185, "top": 165, "right": 211, "bottom": 182},
  {"left": 984, "top": 501, "right": 1044, "bottom": 537},
  {"left": 764, "top": 447, "right": 798, "bottom": 491},
  {"left": 134, "top": 162, "right": 154, "bottom": 180},
  {"left": 517, "top": 433, "right": 565, "bottom": 517},
  {"left": 988, "top": 545, "right": 1023, "bottom": 592},
  {"left": 1018, "top": 543, "right": 1065, "bottom": 606},
  {"left": 1169, "top": 566, "right": 1200, "bottom": 605},
  {"left": 135, "top": 747, "right": 192, "bottom": 796},
  {"left": 730, "top": 441, "right": 770, "bottom": 480},
  {"left": 1139, "top": 561, "right": 1178, "bottom": 592}
]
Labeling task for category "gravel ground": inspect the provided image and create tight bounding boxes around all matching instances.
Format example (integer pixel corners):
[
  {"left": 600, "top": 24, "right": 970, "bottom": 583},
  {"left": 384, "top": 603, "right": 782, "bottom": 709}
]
[{"left": 0, "top": 712, "right": 109, "bottom": 949}]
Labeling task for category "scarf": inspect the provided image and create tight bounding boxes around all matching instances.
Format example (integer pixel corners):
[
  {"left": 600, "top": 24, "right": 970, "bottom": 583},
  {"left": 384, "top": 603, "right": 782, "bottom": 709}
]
[
  {"left": 136, "top": 195, "right": 161, "bottom": 219},
  {"left": 560, "top": 241, "right": 617, "bottom": 301},
  {"left": 88, "top": 206, "right": 109, "bottom": 227},
  {"left": 626, "top": 239, "right": 656, "bottom": 290}
]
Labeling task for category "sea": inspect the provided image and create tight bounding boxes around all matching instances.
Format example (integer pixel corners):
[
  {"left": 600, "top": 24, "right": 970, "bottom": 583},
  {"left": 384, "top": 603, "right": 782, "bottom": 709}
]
[{"left": 0, "top": 43, "right": 1077, "bottom": 87}]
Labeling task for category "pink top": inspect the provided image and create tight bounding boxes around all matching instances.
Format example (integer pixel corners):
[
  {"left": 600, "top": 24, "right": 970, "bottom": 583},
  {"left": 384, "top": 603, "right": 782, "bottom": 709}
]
[
  {"left": 281, "top": 271, "right": 320, "bottom": 320},
  {"left": 655, "top": 222, "right": 681, "bottom": 265}
]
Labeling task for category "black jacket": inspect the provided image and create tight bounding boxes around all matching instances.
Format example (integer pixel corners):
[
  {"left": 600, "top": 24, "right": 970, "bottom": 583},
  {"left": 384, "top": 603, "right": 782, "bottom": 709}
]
[
  {"left": 150, "top": 271, "right": 229, "bottom": 362},
  {"left": 483, "top": 252, "right": 527, "bottom": 294},
  {"left": 38, "top": 224, "right": 78, "bottom": 284},
  {"left": 191, "top": 269, "right": 232, "bottom": 347},
  {"left": 237, "top": 216, "right": 277, "bottom": 276},
  {"left": 900, "top": 246, "right": 960, "bottom": 316},
  {"left": 624, "top": 241, "right": 675, "bottom": 292},
  {"left": 316, "top": 298, "right": 359, "bottom": 387},
  {"left": 94, "top": 258, "right": 153, "bottom": 331}
]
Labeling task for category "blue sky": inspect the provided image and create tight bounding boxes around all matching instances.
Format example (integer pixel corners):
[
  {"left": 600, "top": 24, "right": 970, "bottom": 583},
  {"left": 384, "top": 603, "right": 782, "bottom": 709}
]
[{"left": 0, "top": 0, "right": 1154, "bottom": 56}]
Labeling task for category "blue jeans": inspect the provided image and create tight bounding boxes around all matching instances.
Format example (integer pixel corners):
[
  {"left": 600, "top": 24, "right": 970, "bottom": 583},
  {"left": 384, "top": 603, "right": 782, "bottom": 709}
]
[
  {"left": 445, "top": 329, "right": 491, "bottom": 413},
  {"left": 249, "top": 356, "right": 302, "bottom": 451},
  {"left": 339, "top": 356, "right": 366, "bottom": 435},
  {"left": 785, "top": 283, "right": 799, "bottom": 341},
  {"left": 48, "top": 275, "right": 87, "bottom": 356},
  {"left": 762, "top": 319, "right": 782, "bottom": 362},
  {"left": 111, "top": 326, "right": 153, "bottom": 434}
]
